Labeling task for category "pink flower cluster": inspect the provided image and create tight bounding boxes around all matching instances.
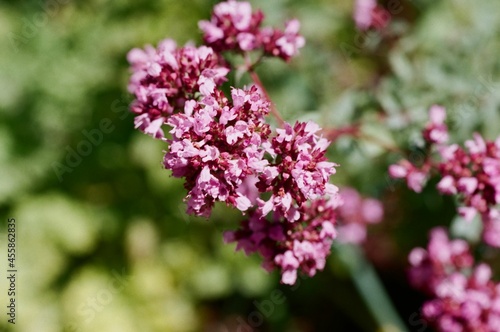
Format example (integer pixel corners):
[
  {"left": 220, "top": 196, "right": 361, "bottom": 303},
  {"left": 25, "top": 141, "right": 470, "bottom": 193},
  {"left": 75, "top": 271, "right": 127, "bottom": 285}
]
[
  {"left": 218, "top": 119, "right": 339, "bottom": 284},
  {"left": 127, "top": 1, "right": 339, "bottom": 284},
  {"left": 127, "top": 1, "right": 305, "bottom": 139},
  {"left": 409, "top": 228, "right": 500, "bottom": 332},
  {"left": 164, "top": 86, "right": 271, "bottom": 217},
  {"left": 422, "top": 105, "right": 449, "bottom": 145},
  {"left": 127, "top": 40, "right": 229, "bottom": 138},
  {"left": 165, "top": 92, "right": 341, "bottom": 283},
  {"left": 220, "top": 118, "right": 340, "bottom": 284},
  {"left": 224, "top": 197, "right": 340, "bottom": 285},
  {"left": 389, "top": 106, "right": 500, "bottom": 247},
  {"left": 256, "top": 121, "right": 338, "bottom": 222},
  {"left": 199, "top": 0, "right": 305, "bottom": 61},
  {"left": 353, "top": 0, "right": 391, "bottom": 31},
  {"left": 164, "top": 88, "right": 338, "bottom": 221},
  {"left": 336, "top": 187, "right": 384, "bottom": 244},
  {"left": 437, "top": 134, "right": 500, "bottom": 247},
  {"left": 167, "top": 97, "right": 340, "bottom": 285}
]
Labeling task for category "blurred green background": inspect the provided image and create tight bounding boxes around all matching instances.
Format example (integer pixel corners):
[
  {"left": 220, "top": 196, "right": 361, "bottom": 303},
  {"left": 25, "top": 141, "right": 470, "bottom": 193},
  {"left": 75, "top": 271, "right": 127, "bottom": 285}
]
[{"left": 1, "top": 0, "right": 500, "bottom": 331}]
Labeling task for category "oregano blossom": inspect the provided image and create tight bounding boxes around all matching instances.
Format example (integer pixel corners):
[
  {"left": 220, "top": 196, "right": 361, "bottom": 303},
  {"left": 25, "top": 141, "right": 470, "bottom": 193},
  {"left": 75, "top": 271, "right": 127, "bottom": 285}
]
[
  {"left": 389, "top": 105, "right": 500, "bottom": 247},
  {"left": 224, "top": 195, "right": 341, "bottom": 285},
  {"left": 409, "top": 228, "right": 500, "bottom": 332},
  {"left": 127, "top": 0, "right": 340, "bottom": 285},
  {"left": 163, "top": 86, "right": 271, "bottom": 217},
  {"left": 199, "top": 0, "right": 305, "bottom": 61},
  {"left": 127, "top": 40, "right": 229, "bottom": 138}
]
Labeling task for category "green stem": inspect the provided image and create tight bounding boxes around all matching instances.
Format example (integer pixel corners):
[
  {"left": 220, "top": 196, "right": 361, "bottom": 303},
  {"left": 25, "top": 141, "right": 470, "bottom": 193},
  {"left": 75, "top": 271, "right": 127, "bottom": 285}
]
[{"left": 334, "top": 243, "right": 409, "bottom": 332}]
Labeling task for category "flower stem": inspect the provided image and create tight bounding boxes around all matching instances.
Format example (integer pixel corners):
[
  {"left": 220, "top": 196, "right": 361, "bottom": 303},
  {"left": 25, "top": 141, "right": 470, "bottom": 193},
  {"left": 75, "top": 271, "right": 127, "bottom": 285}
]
[{"left": 323, "top": 124, "right": 403, "bottom": 153}]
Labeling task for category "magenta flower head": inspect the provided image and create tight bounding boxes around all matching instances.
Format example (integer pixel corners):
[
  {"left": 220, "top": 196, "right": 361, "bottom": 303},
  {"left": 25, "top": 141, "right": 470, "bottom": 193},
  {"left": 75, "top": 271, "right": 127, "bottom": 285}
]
[
  {"left": 224, "top": 195, "right": 341, "bottom": 285},
  {"left": 390, "top": 105, "right": 500, "bottom": 248},
  {"left": 127, "top": 40, "right": 229, "bottom": 138},
  {"left": 409, "top": 227, "right": 500, "bottom": 332},
  {"left": 354, "top": 0, "right": 377, "bottom": 30},
  {"left": 408, "top": 227, "right": 474, "bottom": 295},
  {"left": 260, "top": 19, "right": 305, "bottom": 61},
  {"left": 199, "top": 0, "right": 305, "bottom": 61},
  {"left": 336, "top": 188, "right": 384, "bottom": 244},
  {"left": 127, "top": 0, "right": 342, "bottom": 286},
  {"left": 437, "top": 132, "right": 500, "bottom": 247},
  {"left": 388, "top": 160, "right": 429, "bottom": 193},
  {"left": 163, "top": 86, "right": 271, "bottom": 217},
  {"left": 199, "top": 0, "right": 263, "bottom": 52},
  {"left": 423, "top": 105, "right": 449, "bottom": 145},
  {"left": 256, "top": 121, "right": 338, "bottom": 221}
]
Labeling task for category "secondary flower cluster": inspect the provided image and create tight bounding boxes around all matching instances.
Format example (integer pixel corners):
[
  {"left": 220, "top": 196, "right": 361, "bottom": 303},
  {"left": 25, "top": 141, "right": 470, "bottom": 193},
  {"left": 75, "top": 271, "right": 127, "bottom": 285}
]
[
  {"left": 389, "top": 106, "right": 500, "bottom": 247},
  {"left": 336, "top": 187, "right": 384, "bottom": 244},
  {"left": 128, "top": 0, "right": 305, "bottom": 139},
  {"left": 128, "top": 1, "right": 338, "bottom": 284},
  {"left": 409, "top": 228, "right": 500, "bottom": 332},
  {"left": 219, "top": 119, "right": 339, "bottom": 284},
  {"left": 224, "top": 197, "right": 340, "bottom": 285},
  {"left": 127, "top": 40, "right": 229, "bottom": 139},
  {"left": 199, "top": 0, "right": 305, "bottom": 61},
  {"left": 437, "top": 135, "right": 500, "bottom": 247},
  {"left": 164, "top": 86, "right": 271, "bottom": 217}
]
